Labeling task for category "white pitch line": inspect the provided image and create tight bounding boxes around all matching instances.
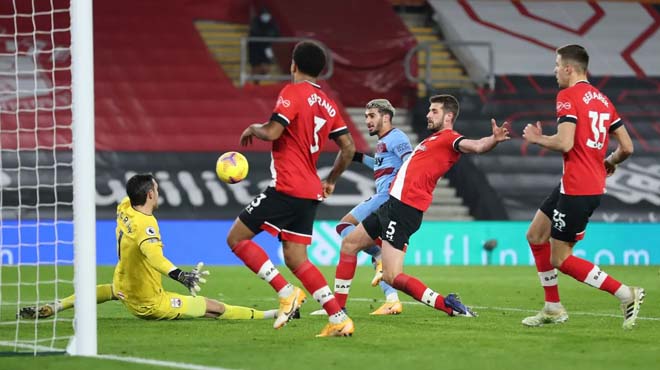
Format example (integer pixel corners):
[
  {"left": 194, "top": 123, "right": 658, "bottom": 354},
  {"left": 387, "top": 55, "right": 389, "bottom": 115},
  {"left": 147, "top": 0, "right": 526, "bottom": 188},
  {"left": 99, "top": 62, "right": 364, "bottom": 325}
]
[
  {"left": 0, "top": 340, "right": 65, "bottom": 352},
  {"left": 248, "top": 296, "right": 659, "bottom": 322},
  {"left": 0, "top": 340, "right": 235, "bottom": 370},
  {"left": 470, "top": 304, "right": 660, "bottom": 320},
  {"left": 157, "top": 293, "right": 660, "bottom": 324},
  {"left": 96, "top": 354, "right": 235, "bottom": 370},
  {"left": 346, "top": 297, "right": 660, "bottom": 321},
  {"left": 2, "top": 295, "right": 657, "bottom": 370}
]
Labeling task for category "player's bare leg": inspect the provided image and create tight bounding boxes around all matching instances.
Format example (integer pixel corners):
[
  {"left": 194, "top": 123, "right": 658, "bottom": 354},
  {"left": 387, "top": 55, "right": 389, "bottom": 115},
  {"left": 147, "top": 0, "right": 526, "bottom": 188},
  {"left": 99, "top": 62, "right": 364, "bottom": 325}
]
[
  {"left": 226, "top": 217, "right": 257, "bottom": 247},
  {"left": 380, "top": 240, "right": 405, "bottom": 286},
  {"left": 367, "top": 242, "right": 401, "bottom": 315}
]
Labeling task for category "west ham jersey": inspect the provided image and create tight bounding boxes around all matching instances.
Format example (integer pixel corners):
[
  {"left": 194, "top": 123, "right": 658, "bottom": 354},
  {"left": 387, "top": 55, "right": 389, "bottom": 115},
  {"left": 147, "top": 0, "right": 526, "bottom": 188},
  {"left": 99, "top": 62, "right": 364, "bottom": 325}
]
[
  {"left": 372, "top": 128, "right": 412, "bottom": 194},
  {"left": 555, "top": 81, "right": 622, "bottom": 195},
  {"left": 270, "top": 81, "right": 349, "bottom": 200},
  {"left": 390, "top": 129, "right": 463, "bottom": 211}
]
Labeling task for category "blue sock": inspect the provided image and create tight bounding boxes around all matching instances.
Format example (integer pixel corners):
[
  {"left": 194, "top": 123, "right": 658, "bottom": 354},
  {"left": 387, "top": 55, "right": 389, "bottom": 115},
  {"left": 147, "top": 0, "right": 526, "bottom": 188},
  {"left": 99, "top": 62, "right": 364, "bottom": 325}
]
[
  {"left": 339, "top": 224, "right": 356, "bottom": 239},
  {"left": 380, "top": 280, "right": 397, "bottom": 298},
  {"left": 364, "top": 245, "right": 380, "bottom": 257}
]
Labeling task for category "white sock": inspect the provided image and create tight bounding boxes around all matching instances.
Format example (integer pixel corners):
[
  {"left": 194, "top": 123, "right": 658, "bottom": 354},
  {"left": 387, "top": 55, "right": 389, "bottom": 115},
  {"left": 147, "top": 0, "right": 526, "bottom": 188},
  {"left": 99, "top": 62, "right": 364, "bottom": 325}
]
[
  {"left": 614, "top": 284, "right": 632, "bottom": 302},
  {"left": 277, "top": 283, "right": 294, "bottom": 299},
  {"left": 544, "top": 301, "right": 564, "bottom": 312},
  {"left": 264, "top": 309, "right": 278, "bottom": 319},
  {"left": 385, "top": 292, "right": 399, "bottom": 302},
  {"left": 329, "top": 309, "right": 348, "bottom": 324}
]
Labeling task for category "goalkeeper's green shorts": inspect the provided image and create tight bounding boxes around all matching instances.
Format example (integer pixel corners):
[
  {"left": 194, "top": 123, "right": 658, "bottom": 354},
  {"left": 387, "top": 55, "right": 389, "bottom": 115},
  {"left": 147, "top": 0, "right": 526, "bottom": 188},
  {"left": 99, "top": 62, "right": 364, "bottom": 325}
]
[{"left": 123, "top": 291, "right": 207, "bottom": 320}]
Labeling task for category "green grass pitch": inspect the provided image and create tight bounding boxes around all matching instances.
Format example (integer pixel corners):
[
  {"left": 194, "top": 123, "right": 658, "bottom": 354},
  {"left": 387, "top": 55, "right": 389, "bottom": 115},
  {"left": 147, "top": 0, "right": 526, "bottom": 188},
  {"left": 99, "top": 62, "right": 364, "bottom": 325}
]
[{"left": 1, "top": 265, "right": 659, "bottom": 370}]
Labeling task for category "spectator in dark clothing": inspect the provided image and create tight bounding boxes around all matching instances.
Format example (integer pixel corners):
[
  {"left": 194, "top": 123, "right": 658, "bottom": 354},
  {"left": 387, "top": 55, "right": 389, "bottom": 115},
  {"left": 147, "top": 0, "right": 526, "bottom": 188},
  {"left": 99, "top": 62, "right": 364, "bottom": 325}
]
[{"left": 248, "top": 8, "right": 279, "bottom": 79}]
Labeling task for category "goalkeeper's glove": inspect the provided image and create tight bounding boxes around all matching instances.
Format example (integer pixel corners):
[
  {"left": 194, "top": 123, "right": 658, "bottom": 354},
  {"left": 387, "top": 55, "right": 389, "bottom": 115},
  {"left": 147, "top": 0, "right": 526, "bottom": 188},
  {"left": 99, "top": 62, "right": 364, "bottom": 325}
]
[{"left": 168, "top": 262, "right": 210, "bottom": 297}]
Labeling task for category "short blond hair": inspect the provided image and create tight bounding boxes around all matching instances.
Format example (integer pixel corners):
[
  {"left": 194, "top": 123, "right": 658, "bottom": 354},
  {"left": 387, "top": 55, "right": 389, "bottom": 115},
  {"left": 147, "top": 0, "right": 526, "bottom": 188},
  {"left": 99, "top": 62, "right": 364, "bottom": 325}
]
[{"left": 365, "top": 98, "right": 395, "bottom": 120}]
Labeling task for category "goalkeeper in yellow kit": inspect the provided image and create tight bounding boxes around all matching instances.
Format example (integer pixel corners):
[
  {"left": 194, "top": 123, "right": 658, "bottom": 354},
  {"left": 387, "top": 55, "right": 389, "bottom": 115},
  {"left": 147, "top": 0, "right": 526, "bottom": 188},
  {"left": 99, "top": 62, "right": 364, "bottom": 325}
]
[{"left": 20, "top": 173, "right": 276, "bottom": 321}]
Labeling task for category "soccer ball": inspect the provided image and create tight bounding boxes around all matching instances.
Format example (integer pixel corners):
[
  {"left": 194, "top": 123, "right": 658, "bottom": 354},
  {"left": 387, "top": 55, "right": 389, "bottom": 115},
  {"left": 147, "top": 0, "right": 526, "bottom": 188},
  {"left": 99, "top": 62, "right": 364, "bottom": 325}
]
[{"left": 216, "top": 151, "right": 249, "bottom": 184}]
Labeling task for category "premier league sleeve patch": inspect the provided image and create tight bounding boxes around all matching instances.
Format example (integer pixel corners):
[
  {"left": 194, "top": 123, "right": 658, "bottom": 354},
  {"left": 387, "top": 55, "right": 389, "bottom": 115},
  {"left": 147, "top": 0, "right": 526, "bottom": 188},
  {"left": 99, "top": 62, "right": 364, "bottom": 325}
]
[
  {"left": 146, "top": 226, "right": 157, "bottom": 236},
  {"left": 170, "top": 298, "right": 182, "bottom": 308}
]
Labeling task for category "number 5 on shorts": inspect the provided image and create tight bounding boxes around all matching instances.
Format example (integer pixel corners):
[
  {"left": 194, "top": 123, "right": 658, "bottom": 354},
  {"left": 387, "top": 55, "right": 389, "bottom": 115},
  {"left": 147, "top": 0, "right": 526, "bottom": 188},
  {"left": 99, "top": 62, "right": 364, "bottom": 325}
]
[{"left": 385, "top": 221, "right": 397, "bottom": 242}]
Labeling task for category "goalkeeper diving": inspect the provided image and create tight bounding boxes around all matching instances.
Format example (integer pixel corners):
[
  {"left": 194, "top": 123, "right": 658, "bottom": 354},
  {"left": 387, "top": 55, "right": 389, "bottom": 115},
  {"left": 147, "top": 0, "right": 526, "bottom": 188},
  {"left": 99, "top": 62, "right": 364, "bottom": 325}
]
[{"left": 19, "top": 173, "right": 277, "bottom": 321}]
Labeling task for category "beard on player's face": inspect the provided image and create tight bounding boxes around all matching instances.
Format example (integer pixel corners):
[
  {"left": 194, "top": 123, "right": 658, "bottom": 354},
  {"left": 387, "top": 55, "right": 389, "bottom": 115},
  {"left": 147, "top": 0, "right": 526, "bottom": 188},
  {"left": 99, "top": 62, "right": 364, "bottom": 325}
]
[
  {"left": 427, "top": 113, "right": 446, "bottom": 132},
  {"left": 368, "top": 117, "right": 383, "bottom": 136}
]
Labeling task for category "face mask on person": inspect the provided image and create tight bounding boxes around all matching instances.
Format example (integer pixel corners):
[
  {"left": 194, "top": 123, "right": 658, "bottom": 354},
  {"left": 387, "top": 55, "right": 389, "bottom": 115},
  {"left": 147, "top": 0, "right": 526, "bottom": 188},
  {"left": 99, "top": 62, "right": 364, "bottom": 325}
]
[{"left": 260, "top": 12, "right": 271, "bottom": 23}]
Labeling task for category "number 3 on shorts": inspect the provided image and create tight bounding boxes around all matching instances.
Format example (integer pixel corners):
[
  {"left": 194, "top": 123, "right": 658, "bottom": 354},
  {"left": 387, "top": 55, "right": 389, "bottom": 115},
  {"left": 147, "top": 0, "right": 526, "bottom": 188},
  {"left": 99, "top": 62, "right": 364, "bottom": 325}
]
[{"left": 245, "top": 193, "right": 267, "bottom": 213}]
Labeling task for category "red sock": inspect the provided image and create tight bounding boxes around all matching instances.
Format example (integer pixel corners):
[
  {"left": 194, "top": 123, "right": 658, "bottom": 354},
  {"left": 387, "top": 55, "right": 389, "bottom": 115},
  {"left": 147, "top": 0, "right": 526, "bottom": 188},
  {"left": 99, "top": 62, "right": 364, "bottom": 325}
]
[
  {"left": 293, "top": 260, "right": 342, "bottom": 316},
  {"left": 232, "top": 240, "right": 288, "bottom": 292},
  {"left": 333, "top": 252, "right": 357, "bottom": 308},
  {"left": 530, "top": 242, "right": 560, "bottom": 302},
  {"left": 559, "top": 255, "right": 622, "bottom": 295},
  {"left": 392, "top": 273, "right": 451, "bottom": 315}
]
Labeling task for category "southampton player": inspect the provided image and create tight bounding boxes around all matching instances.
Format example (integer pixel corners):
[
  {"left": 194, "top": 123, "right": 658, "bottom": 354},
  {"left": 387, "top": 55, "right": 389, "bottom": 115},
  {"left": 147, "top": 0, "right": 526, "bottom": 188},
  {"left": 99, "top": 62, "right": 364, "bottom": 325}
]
[
  {"left": 20, "top": 174, "right": 276, "bottom": 321},
  {"left": 227, "top": 41, "right": 356, "bottom": 337},
  {"left": 522, "top": 44, "right": 643, "bottom": 329},
  {"left": 310, "top": 99, "right": 412, "bottom": 316},
  {"left": 331, "top": 95, "right": 509, "bottom": 322}
]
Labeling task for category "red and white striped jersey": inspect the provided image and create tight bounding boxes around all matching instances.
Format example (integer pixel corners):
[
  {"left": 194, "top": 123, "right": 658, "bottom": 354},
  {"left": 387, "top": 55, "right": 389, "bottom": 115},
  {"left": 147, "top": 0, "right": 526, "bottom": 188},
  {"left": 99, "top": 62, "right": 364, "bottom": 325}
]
[
  {"left": 389, "top": 129, "right": 463, "bottom": 211},
  {"left": 269, "top": 81, "right": 349, "bottom": 200},
  {"left": 555, "top": 81, "right": 622, "bottom": 195}
]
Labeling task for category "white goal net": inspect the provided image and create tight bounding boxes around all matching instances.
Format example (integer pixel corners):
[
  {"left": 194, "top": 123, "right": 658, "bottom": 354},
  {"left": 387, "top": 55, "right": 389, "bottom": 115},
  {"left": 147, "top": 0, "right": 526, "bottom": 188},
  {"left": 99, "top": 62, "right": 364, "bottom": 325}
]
[{"left": 0, "top": 0, "right": 96, "bottom": 355}]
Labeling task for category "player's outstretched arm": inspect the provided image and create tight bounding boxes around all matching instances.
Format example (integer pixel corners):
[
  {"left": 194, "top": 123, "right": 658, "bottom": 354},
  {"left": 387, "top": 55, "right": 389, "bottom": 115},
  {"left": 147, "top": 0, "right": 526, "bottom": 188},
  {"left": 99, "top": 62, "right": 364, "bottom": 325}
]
[
  {"left": 605, "top": 125, "right": 634, "bottom": 176},
  {"left": 523, "top": 121, "right": 575, "bottom": 153},
  {"left": 168, "top": 262, "right": 210, "bottom": 297},
  {"left": 322, "top": 133, "right": 356, "bottom": 198},
  {"left": 459, "top": 119, "right": 510, "bottom": 154},
  {"left": 352, "top": 152, "right": 375, "bottom": 169},
  {"left": 140, "top": 242, "right": 210, "bottom": 296},
  {"left": 240, "top": 120, "right": 286, "bottom": 146}
]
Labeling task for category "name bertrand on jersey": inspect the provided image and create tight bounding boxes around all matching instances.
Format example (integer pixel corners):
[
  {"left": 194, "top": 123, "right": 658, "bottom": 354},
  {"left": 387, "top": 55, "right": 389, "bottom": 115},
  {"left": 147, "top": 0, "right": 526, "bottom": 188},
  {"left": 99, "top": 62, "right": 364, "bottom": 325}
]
[
  {"left": 582, "top": 90, "right": 609, "bottom": 107},
  {"left": 307, "top": 92, "right": 336, "bottom": 117}
]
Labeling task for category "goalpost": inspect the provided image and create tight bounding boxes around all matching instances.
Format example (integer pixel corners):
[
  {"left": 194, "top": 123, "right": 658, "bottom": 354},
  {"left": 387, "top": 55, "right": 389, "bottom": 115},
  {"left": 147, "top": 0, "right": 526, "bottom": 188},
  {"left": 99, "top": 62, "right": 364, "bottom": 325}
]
[{"left": 0, "top": 0, "right": 96, "bottom": 356}]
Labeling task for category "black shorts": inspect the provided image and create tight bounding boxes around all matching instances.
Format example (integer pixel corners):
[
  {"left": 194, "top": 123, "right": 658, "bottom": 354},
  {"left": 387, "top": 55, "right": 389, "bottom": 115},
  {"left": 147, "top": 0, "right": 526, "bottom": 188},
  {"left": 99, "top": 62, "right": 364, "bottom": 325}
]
[
  {"left": 362, "top": 196, "right": 423, "bottom": 252},
  {"left": 539, "top": 185, "right": 601, "bottom": 243},
  {"left": 239, "top": 187, "right": 319, "bottom": 245}
]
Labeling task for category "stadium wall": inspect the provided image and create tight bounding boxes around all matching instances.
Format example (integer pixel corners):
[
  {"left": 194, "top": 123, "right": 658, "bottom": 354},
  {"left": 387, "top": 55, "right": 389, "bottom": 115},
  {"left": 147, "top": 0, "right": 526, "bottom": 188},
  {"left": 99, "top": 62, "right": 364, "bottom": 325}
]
[
  {"left": 262, "top": 0, "right": 418, "bottom": 107},
  {"left": 430, "top": 1, "right": 660, "bottom": 77},
  {"left": 2, "top": 221, "right": 658, "bottom": 266}
]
